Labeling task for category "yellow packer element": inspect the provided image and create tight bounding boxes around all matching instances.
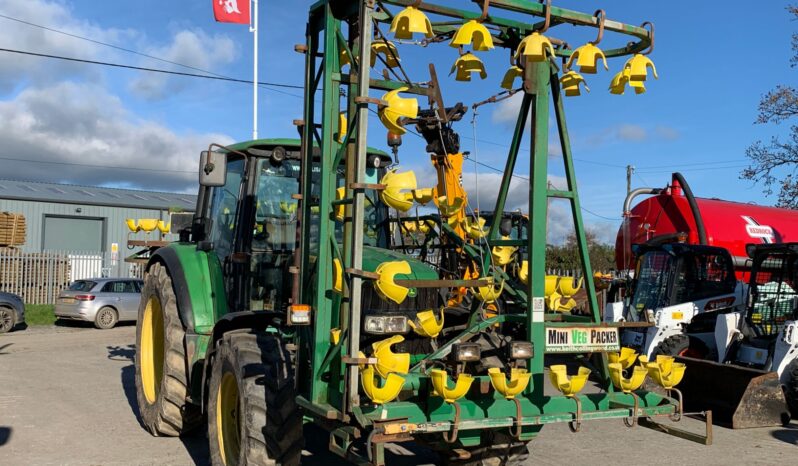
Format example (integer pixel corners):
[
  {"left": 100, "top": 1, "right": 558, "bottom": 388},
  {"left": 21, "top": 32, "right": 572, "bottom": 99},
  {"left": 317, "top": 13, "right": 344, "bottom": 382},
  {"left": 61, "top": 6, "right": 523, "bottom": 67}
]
[
  {"left": 450, "top": 20, "right": 494, "bottom": 51},
  {"left": 390, "top": 5, "right": 433, "bottom": 40},
  {"left": 515, "top": 32, "right": 555, "bottom": 63},
  {"left": 437, "top": 196, "right": 464, "bottom": 216},
  {"left": 488, "top": 368, "right": 532, "bottom": 399},
  {"left": 408, "top": 308, "right": 444, "bottom": 338},
  {"left": 361, "top": 365, "right": 405, "bottom": 404},
  {"left": 464, "top": 216, "right": 488, "bottom": 239},
  {"left": 330, "top": 328, "right": 341, "bottom": 345},
  {"left": 549, "top": 365, "right": 591, "bottom": 397},
  {"left": 559, "top": 71, "right": 590, "bottom": 97},
  {"left": 280, "top": 201, "right": 298, "bottom": 214},
  {"left": 371, "top": 40, "right": 400, "bottom": 68},
  {"left": 372, "top": 335, "right": 410, "bottom": 378},
  {"left": 608, "top": 68, "right": 628, "bottom": 95},
  {"left": 430, "top": 369, "right": 474, "bottom": 403},
  {"left": 338, "top": 113, "right": 347, "bottom": 143},
  {"left": 624, "top": 54, "right": 658, "bottom": 82},
  {"left": 500, "top": 65, "right": 523, "bottom": 90},
  {"left": 491, "top": 242, "right": 517, "bottom": 266},
  {"left": 411, "top": 187, "right": 434, "bottom": 205},
  {"left": 138, "top": 219, "right": 158, "bottom": 232},
  {"left": 378, "top": 87, "right": 419, "bottom": 135},
  {"left": 608, "top": 363, "right": 647, "bottom": 393},
  {"left": 566, "top": 43, "right": 608, "bottom": 74},
  {"left": 334, "top": 187, "right": 346, "bottom": 222},
  {"left": 558, "top": 276, "right": 583, "bottom": 297},
  {"left": 474, "top": 278, "right": 503, "bottom": 303},
  {"left": 339, "top": 48, "right": 351, "bottom": 69},
  {"left": 608, "top": 347, "right": 640, "bottom": 370},
  {"left": 332, "top": 258, "right": 343, "bottom": 293},
  {"left": 380, "top": 169, "right": 418, "bottom": 212},
  {"left": 451, "top": 52, "right": 487, "bottom": 82},
  {"left": 125, "top": 219, "right": 140, "bottom": 232},
  {"left": 518, "top": 260, "right": 529, "bottom": 285},
  {"left": 374, "top": 261, "right": 412, "bottom": 304},
  {"left": 646, "top": 359, "right": 685, "bottom": 390},
  {"left": 156, "top": 221, "right": 170, "bottom": 234}
]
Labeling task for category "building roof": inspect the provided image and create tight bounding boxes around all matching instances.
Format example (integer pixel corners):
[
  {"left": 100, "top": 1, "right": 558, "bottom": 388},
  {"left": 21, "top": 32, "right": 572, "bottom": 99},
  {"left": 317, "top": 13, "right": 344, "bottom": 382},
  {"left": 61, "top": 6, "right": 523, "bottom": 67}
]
[{"left": 0, "top": 179, "right": 197, "bottom": 211}]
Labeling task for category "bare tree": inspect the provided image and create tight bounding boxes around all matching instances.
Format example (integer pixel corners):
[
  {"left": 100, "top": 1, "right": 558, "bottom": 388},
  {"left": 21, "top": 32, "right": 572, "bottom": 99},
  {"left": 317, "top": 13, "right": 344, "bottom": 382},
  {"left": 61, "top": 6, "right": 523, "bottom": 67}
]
[{"left": 742, "top": 6, "right": 798, "bottom": 208}]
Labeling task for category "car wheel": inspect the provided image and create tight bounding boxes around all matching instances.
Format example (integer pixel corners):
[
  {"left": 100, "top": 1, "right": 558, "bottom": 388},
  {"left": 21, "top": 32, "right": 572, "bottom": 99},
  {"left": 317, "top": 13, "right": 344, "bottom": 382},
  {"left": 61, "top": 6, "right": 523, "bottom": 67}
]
[
  {"left": 94, "top": 306, "right": 118, "bottom": 329},
  {"left": 0, "top": 306, "right": 15, "bottom": 333}
]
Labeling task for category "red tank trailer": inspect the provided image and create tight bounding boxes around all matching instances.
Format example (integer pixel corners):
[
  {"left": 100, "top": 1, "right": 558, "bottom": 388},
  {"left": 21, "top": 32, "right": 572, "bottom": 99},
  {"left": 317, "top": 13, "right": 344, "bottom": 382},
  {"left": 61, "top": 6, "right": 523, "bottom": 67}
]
[{"left": 616, "top": 173, "right": 798, "bottom": 276}]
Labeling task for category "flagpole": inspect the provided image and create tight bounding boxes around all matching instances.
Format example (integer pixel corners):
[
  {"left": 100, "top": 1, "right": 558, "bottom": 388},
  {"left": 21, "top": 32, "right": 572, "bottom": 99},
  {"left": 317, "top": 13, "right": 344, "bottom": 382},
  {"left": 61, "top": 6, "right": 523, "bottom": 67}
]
[{"left": 251, "top": 0, "right": 259, "bottom": 140}]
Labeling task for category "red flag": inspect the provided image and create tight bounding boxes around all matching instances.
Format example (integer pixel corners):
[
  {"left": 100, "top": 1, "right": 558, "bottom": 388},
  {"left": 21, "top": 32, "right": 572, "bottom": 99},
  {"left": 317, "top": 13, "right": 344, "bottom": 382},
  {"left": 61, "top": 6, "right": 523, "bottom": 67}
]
[{"left": 213, "top": 0, "right": 250, "bottom": 24}]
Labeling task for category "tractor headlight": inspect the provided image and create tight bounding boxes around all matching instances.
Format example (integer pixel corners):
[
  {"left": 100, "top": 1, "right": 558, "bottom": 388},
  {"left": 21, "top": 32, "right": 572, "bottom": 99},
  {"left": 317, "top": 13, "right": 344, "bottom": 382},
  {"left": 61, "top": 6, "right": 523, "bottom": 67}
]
[
  {"left": 364, "top": 315, "right": 408, "bottom": 334},
  {"left": 451, "top": 343, "right": 481, "bottom": 362},
  {"left": 509, "top": 341, "right": 534, "bottom": 359}
]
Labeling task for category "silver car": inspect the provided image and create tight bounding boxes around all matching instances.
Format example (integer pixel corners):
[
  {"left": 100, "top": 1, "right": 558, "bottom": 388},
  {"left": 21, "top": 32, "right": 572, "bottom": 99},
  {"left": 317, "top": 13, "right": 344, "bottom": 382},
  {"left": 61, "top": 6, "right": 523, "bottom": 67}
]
[{"left": 55, "top": 278, "right": 143, "bottom": 329}]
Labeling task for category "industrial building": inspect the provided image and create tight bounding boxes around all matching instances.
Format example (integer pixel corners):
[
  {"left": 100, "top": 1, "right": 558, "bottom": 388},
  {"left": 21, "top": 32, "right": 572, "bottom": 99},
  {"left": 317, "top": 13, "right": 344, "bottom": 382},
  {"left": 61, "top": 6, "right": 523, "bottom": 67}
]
[{"left": 0, "top": 178, "right": 196, "bottom": 278}]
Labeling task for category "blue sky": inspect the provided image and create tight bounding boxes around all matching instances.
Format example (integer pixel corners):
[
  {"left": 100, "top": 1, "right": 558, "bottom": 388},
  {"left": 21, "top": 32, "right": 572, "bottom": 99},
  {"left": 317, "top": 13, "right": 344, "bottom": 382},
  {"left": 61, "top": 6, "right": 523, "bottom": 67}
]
[{"left": 0, "top": 0, "right": 795, "bottom": 243}]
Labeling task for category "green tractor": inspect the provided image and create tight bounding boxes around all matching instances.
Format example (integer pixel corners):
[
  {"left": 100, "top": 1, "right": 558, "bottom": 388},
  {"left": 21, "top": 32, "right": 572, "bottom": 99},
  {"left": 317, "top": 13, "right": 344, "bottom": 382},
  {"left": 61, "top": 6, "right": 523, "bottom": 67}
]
[{"left": 133, "top": 1, "right": 705, "bottom": 465}]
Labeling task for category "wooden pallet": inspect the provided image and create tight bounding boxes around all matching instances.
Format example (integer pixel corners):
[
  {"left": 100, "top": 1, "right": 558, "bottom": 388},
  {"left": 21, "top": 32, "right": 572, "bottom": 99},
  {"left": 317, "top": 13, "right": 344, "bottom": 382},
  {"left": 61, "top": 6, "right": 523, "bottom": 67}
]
[{"left": 0, "top": 212, "right": 26, "bottom": 246}]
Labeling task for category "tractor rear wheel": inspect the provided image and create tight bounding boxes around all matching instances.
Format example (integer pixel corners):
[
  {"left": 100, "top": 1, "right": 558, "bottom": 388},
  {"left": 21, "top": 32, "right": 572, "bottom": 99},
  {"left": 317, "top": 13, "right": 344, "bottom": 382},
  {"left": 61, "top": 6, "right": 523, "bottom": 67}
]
[
  {"left": 784, "top": 359, "right": 798, "bottom": 419},
  {"left": 442, "top": 430, "right": 529, "bottom": 466},
  {"left": 135, "top": 262, "right": 200, "bottom": 436},
  {"left": 207, "top": 331, "right": 303, "bottom": 466}
]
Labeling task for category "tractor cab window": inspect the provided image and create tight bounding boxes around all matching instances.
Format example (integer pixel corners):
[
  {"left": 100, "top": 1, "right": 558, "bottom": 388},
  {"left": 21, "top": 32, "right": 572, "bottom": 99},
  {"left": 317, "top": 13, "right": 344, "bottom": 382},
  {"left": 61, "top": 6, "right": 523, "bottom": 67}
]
[
  {"left": 630, "top": 251, "right": 673, "bottom": 316},
  {"left": 206, "top": 156, "right": 246, "bottom": 262},
  {"left": 750, "top": 253, "right": 798, "bottom": 336},
  {"left": 333, "top": 166, "right": 388, "bottom": 248},
  {"left": 253, "top": 159, "right": 301, "bottom": 251}
]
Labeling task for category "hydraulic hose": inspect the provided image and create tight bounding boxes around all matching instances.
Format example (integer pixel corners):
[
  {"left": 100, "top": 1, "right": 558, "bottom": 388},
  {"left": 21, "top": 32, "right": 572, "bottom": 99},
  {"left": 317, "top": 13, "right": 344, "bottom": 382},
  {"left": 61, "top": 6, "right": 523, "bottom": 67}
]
[{"left": 672, "top": 172, "right": 707, "bottom": 245}]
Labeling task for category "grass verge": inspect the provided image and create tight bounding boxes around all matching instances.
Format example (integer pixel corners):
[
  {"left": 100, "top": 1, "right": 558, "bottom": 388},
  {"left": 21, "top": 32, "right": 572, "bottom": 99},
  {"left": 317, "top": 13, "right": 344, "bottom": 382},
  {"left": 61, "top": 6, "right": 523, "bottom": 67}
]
[{"left": 25, "top": 304, "right": 56, "bottom": 326}]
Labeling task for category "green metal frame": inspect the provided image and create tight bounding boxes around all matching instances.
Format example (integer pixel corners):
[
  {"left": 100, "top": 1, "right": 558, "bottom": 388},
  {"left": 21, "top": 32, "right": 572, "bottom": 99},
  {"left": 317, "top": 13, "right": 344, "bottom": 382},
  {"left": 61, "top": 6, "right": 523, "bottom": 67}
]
[{"left": 293, "top": 0, "right": 683, "bottom": 462}]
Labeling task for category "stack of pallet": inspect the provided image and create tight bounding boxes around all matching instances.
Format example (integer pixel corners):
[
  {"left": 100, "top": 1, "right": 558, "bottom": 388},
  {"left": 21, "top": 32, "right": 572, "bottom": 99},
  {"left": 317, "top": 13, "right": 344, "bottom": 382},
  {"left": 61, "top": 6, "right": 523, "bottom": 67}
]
[{"left": 0, "top": 212, "right": 26, "bottom": 246}]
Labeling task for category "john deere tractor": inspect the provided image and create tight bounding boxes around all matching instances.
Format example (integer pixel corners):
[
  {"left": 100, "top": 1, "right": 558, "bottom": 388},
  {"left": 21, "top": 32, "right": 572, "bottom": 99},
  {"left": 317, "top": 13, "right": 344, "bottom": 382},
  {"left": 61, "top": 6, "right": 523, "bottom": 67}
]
[{"left": 134, "top": 1, "right": 705, "bottom": 465}]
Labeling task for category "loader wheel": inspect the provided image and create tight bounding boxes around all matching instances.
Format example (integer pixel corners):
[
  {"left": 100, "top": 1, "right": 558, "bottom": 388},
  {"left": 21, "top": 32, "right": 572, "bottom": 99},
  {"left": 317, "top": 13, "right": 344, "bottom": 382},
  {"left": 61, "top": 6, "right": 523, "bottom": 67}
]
[
  {"left": 441, "top": 430, "right": 529, "bottom": 466},
  {"left": 135, "top": 262, "right": 200, "bottom": 436},
  {"left": 784, "top": 359, "right": 798, "bottom": 419},
  {"left": 652, "top": 334, "right": 709, "bottom": 360},
  {"left": 208, "top": 331, "right": 303, "bottom": 466}
]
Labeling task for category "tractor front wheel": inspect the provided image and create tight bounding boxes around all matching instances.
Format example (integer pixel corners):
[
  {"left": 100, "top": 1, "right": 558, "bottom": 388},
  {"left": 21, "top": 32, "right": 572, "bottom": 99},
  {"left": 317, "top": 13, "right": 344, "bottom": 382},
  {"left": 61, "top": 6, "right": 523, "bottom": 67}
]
[
  {"left": 207, "top": 331, "right": 303, "bottom": 466},
  {"left": 134, "top": 262, "right": 200, "bottom": 436}
]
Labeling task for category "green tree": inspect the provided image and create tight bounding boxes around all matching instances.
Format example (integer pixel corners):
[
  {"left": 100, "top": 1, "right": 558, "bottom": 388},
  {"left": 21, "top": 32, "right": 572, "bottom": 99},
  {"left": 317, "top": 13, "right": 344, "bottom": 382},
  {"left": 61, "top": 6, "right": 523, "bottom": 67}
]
[
  {"left": 546, "top": 230, "right": 615, "bottom": 273},
  {"left": 742, "top": 6, "right": 798, "bottom": 208}
]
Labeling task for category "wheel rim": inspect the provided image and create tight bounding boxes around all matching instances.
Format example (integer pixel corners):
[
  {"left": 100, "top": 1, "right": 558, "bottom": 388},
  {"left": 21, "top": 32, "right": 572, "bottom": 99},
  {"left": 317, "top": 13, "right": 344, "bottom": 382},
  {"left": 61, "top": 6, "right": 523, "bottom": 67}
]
[
  {"left": 216, "top": 372, "right": 241, "bottom": 465},
  {"left": 0, "top": 309, "right": 12, "bottom": 331},
  {"left": 99, "top": 309, "right": 114, "bottom": 327},
  {"left": 140, "top": 297, "right": 164, "bottom": 404}
]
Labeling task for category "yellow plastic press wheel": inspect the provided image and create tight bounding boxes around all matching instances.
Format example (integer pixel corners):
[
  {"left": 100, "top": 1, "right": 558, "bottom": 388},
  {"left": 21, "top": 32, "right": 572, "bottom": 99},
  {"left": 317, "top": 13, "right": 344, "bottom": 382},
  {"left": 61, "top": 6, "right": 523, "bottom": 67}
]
[
  {"left": 216, "top": 372, "right": 241, "bottom": 465},
  {"left": 140, "top": 296, "right": 164, "bottom": 404}
]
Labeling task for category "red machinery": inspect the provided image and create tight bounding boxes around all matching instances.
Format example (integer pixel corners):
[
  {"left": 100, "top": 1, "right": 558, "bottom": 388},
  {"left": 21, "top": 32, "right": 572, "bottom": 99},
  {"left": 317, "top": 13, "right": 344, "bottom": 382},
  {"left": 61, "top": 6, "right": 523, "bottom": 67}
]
[{"left": 616, "top": 173, "right": 798, "bottom": 275}]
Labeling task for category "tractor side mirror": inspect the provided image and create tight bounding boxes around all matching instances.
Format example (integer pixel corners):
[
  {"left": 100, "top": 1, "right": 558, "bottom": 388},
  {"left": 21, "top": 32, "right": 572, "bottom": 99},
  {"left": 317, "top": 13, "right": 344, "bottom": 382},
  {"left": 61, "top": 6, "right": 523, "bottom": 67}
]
[{"left": 199, "top": 150, "right": 227, "bottom": 187}]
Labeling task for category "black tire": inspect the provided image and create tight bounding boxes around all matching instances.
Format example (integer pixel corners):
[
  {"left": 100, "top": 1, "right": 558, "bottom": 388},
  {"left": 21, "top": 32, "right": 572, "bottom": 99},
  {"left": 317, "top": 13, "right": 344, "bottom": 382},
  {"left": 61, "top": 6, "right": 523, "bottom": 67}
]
[
  {"left": 135, "top": 262, "right": 200, "bottom": 436},
  {"left": 94, "top": 306, "right": 118, "bottom": 329},
  {"left": 441, "top": 430, "right": 529, "bottom": 466},
  {"left": 784, "top": 359, "right": 798, "bottom": 419},
  {"left": 0, "top": 306, "right": 15, "bottom": 333},
  {"left": 208, "top": 331, "right": 303, "bottom": 466},
  {"left": 651, "top": 334, "right": 709, "bottom": 359}
]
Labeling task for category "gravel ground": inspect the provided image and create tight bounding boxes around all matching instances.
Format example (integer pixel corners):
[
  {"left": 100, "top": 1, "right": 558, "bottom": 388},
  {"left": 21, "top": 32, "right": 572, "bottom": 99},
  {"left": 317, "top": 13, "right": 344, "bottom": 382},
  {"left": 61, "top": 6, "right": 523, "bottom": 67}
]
[{"left": 0, "top": 325, "right": 796, "bottom": 465}]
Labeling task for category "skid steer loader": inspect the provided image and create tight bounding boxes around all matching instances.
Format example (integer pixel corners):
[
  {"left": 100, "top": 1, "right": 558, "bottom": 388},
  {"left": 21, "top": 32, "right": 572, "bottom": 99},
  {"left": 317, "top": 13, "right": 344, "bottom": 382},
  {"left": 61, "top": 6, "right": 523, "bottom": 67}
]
[
  {"left": 133, "top": 1, "right": 707, "bottom": 464},
  {"left": 675, "top": 243, "right": 798, "bottom": 428}
]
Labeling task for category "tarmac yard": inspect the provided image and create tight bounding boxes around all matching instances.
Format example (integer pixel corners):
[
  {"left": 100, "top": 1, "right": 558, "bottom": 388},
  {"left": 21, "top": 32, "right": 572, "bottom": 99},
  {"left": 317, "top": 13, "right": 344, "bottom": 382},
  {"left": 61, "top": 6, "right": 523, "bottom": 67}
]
[{"left": 1, "top": 325, "right": 797, "bottom": 466}]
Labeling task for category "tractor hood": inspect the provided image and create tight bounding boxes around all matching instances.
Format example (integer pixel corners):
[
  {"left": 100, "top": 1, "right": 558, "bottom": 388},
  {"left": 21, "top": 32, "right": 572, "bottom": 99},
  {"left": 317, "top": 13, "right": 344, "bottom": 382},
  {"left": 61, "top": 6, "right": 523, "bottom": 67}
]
[{"left": 361, "top": 246, "right": 438, "bottom": 281}]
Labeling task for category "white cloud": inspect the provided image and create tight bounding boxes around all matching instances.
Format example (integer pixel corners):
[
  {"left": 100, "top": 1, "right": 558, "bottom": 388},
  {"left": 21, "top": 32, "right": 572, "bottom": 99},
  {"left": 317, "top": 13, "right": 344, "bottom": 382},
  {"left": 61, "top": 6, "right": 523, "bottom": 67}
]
[
  {"left": 129, "top": 29, "right": 237, "bottom": 100},
  {"left": 655, "top": 125, "right": 680, "bottom": 141},
  {"left": 616, "top": 124, "right": 647, "bottom": 142},
  {"left": 0, "top": 82, "right": 232, "bottom": 191}
]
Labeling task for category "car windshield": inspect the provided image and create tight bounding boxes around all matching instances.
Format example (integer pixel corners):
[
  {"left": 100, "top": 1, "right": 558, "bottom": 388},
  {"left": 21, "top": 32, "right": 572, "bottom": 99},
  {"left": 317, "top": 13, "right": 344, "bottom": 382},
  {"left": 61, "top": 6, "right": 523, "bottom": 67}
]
[
  {"left": 69, "top": 280, "right": 96, "bottom": 292},
  {"left": 630, "top": 251, "right": 673, "bottom": 316}
]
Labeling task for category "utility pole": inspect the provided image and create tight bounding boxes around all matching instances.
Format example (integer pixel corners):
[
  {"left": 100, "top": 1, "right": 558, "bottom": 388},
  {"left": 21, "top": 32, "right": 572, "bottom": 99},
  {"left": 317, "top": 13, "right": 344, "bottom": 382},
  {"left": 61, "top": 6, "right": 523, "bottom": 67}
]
[{"left": 626, "top": 164, "right": 634, "bottom": 196}]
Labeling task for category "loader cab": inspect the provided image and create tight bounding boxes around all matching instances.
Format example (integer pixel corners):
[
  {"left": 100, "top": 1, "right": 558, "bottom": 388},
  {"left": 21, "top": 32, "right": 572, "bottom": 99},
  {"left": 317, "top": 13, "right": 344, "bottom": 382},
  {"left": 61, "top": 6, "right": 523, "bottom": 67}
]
[
  {"left": 744, "top": 244, "right": 798, "bottom": 338},
  {"left": 627, "top": 243, "right": 736, "bottom": 320},
  {"left": 195, "top": 139, "right": 392, "bottom": 314}
]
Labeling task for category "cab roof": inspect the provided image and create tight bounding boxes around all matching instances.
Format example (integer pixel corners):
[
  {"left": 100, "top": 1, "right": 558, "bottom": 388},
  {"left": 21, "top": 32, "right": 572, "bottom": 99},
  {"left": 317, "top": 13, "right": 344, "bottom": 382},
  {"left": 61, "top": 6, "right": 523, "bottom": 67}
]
[{"left": 227, "top": 138, "right": 391, "bottom": 159}]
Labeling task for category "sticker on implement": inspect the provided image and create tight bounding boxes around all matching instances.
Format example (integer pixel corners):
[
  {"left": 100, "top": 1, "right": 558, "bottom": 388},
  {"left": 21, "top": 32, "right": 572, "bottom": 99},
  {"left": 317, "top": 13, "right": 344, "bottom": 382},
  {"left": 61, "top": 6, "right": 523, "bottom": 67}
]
[
  {"left": 532, "top": 297, "right": 545, "bottom": 322},
  {"left": 545, "top": 327, "right": 620, "bottom": 353}
]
